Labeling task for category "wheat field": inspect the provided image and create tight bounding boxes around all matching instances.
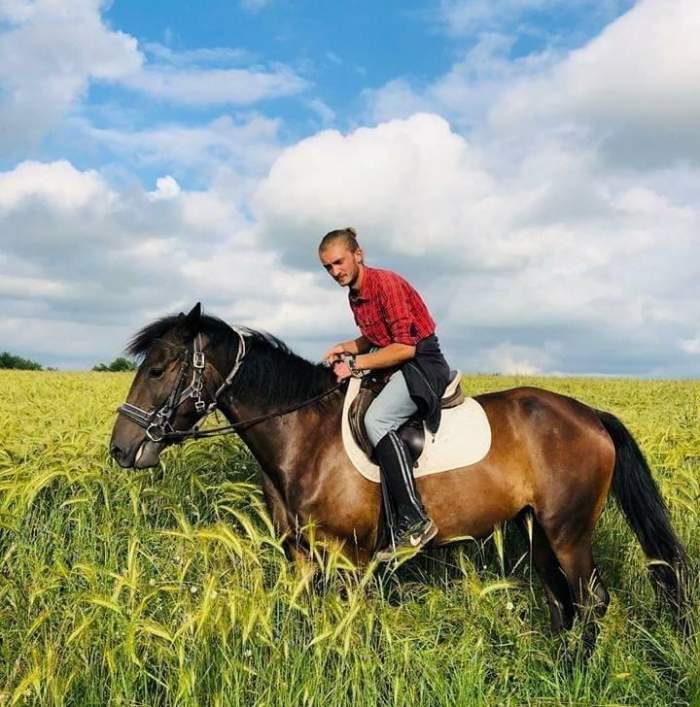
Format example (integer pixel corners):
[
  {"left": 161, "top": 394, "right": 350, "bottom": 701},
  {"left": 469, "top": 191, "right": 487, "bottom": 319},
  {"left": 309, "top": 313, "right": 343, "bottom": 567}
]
[{"left": 0, "top": 370, "right": 698, "bottom": 706}]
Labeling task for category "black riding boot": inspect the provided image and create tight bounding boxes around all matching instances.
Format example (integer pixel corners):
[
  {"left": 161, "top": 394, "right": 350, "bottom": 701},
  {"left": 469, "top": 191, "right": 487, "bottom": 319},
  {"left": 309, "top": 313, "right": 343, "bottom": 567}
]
[{"left": 374, "top": 430, "right": 437, "bottom": 561}]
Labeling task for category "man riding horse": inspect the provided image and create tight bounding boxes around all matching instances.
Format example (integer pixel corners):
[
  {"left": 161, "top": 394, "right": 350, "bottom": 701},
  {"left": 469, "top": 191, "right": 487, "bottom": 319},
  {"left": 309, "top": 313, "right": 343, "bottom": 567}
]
[
  {"left": 112, "top": 296, "right": 689, "bottom": 652},
  {"left": 319, "top": 227, "right": 451, "bottom": 560}
]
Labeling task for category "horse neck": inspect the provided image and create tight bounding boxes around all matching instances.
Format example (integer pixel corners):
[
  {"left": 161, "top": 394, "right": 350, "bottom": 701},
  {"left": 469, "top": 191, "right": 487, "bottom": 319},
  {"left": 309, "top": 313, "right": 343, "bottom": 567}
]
[{"left": 209, "top": 336, "right": 341, "bottom": 483}]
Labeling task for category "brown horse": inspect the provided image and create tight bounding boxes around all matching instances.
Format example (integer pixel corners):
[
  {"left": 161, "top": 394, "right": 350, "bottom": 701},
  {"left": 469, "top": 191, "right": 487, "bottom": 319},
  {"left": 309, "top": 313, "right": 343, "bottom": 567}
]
[{"left": 110, "top": 304, "right": 689, "bottom": 653}]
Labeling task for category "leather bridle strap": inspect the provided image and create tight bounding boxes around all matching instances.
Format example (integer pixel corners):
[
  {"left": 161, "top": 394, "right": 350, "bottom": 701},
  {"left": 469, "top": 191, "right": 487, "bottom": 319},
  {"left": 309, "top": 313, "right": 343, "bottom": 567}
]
[
  {"left": 117, "top": 329, "right": 343, "bottom": 442},
  {"left": 160, "top": 381, "right": 344, "bottom": 439},
  {"left": 118, "top": 333, "right": 211, "bottom": 442}
]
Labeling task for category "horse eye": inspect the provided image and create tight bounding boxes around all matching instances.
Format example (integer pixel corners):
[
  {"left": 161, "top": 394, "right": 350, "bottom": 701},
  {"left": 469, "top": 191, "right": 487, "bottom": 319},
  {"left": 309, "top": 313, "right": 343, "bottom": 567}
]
[{"left": 149, "top": 367, "right": 164, "bottom": 378}]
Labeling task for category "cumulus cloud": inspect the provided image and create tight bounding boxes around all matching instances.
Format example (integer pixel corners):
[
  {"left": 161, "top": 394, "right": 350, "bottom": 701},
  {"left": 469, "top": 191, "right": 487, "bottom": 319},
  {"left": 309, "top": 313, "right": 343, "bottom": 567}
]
[
  {"left": 0, "top": 159, "right": 350, "bottom": 368},
  {"left": 0, "top": 159, "right": 108, "bottom": 211},
  {"left": 255, "top": 113, "right": 555, "bottom": 270},
  {"left": 490, "top": 0, "right": 700, "bottom": 167},
  {"left": 342, "top": 0, "right": 700, "bottom": 375},
  {"left": 252, "top": 110, "right": 700, "bottom": 376},
  {"left": 2, "top": 0, "right": 700, "bottom": 377},
  {"left": 369, "top": 0, "right": 700, "bottom": 169}
]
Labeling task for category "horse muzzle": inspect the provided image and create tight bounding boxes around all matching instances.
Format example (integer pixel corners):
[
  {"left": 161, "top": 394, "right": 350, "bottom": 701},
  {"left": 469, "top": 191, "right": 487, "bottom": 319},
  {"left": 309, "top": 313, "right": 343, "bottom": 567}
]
[{"left": 111, "top": 438, "right": 163, "bottom": 469}]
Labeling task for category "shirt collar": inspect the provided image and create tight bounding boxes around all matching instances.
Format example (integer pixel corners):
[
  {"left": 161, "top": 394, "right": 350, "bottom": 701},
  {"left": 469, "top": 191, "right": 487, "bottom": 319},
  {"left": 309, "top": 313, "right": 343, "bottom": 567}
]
[{"left": 349, "top": 266, "right": 373, "bottom": 303}]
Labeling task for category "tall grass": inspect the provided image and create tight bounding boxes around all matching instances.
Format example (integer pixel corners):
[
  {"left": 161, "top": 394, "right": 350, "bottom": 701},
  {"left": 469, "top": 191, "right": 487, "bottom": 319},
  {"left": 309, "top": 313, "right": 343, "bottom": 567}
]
[{"left": 0, "top": 371, "right": 698, "bottom": 705}]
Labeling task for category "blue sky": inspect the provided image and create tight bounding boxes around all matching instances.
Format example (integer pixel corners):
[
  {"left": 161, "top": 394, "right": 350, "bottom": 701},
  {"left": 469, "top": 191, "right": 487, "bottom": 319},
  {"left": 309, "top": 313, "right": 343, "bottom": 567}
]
[
  {"left": 1, "top": 0, "right": 699, "bottom": 376},
  {"left": 94, "top": 1, "right": 632, "bottom": 145}
]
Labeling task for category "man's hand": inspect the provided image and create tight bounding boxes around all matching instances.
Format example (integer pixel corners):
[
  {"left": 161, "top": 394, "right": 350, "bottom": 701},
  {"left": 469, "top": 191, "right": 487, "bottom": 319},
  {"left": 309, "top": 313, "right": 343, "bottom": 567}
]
[
  {"left": 332, "top": 360, "right": 353, "bottom": 382},
  {"left": 322, "top": 343, "right": 345, "bottom": 363}
]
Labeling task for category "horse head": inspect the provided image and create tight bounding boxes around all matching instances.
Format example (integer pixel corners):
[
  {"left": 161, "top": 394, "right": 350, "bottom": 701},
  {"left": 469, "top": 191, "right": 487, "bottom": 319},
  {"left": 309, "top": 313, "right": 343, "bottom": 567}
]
[{"left": 110, "top": 302, "right": 216, "bottom": 468}]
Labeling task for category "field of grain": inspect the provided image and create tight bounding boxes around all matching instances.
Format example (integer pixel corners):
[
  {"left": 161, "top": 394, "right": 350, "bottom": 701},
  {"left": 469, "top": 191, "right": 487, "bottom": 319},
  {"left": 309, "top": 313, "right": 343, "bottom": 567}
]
[{"left": 0, "top": 370, "right": 698, "bottom": 706}]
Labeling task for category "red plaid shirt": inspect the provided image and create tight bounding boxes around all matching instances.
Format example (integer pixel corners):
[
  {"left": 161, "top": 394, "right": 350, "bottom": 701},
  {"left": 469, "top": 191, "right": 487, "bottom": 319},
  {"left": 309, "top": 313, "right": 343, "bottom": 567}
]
[{"left": 348, "top": 267, "right": 436, "bottom": 347}]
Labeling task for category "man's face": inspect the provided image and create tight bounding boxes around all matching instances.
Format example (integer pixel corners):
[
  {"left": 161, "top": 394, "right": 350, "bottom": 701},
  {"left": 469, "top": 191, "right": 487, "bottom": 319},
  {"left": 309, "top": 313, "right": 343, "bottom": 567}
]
[{"left": 319, "top": 243, "right": 363, "bottom": 288}]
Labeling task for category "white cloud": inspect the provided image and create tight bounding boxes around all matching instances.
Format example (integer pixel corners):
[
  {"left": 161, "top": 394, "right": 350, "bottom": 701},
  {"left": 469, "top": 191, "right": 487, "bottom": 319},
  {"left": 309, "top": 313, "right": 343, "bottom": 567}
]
[
  {"left": 0, "top": 274, "right": 67, "bottom": 299},
  {"left": 0, "top": 159, "right": 351, "bottom": 368},
  {"left": 142, "top": 42, "right": 253, "bottom": 67},
  {"left": 439, "top": 0, "right": 552, "bottom": 35},
  {"left": 0, "top": 0, "right": 142, "bottom": 150},
  {"left": 0, "top": 0, "right": 35, "bottom": 22},
  {"left": 0, "top": 0, "right": 306, "bottom": 152},
  {"left": 490, "top": 0, "right": 700, "bottom": 166},
  {"left": 252, "top": 110, "right": 700, "bottom": 376},
  {"left": 368, "top": 0, "right": 700, "bottom": 169},
  {"left": 437, "top": 0, "right": 633, "bottom": 36},
  {"left": 2, "top": 0, "right": 700, "bottom": 377},
  {"left": 255, "top": 113, "right": 534, "bottom": 267},
  {"left": 306, "top": 98, "right": 336, "bottom": 126},
  {"left": 147, "top": 176, "right": 181, "bottom": 202},
  {"left": 364, "top": 33, "right": 558, "bottom": 130},
  {"left": 0, "top": 159, "right": 109, "bottom": 211},
  {"left": 120, "top": 64, "right": 307, "bottom": 106},
  {"left": 363, "top": 78, "right": 432, "bottom": 125},
  {"left": 680, "top": 337, "right": 700, "bottom": 356},
  {"left": 482, "top": 342, "right": 555, "bottom": 375},
  {"left": 85, "top": 114, "right": 282, "bottom": 176}
]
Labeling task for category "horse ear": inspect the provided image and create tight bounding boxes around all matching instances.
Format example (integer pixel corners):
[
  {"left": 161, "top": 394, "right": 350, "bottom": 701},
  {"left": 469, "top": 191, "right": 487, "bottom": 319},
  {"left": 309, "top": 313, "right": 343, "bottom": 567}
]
[{"left": 183, "top": 302, "right": 201, "bottom": 336}]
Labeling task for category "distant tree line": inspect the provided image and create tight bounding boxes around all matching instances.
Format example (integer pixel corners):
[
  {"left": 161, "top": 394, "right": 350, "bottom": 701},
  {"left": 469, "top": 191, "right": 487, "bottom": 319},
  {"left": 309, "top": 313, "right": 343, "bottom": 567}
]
[
  {"left": 92, "top": 357, "right": 137, "bottom": 372},
  {"left": 0, "top": 351, "right": 43, "bottom": 370},
  {"left": 0, "top": 351, "right": 137, "bottom": 372}
]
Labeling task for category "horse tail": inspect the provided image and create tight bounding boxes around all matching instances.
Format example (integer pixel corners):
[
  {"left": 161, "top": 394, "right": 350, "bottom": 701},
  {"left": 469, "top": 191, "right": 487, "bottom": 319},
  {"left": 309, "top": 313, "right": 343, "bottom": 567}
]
[{"left": 597, "top": 410, "right": 690, "bottom": 622}]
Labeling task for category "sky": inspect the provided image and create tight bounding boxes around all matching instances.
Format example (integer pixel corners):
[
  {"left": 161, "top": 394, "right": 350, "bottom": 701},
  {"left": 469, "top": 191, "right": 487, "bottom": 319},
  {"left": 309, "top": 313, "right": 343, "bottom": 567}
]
[{"left": 1, "top": 0, "right": 699, "bottom": 377}]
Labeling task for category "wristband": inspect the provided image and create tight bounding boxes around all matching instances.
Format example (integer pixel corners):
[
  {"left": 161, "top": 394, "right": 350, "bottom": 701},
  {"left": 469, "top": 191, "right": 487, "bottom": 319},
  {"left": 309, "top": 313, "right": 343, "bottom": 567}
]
[{"left": 347, "top": 354, "right": 365, "bottom": 378}]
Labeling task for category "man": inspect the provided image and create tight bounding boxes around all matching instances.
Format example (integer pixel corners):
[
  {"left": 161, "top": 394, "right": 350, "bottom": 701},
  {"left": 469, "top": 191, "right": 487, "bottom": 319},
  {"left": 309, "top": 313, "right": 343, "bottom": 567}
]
[{"left": 319, "top": 227, "right": 451, "bottom": 560}]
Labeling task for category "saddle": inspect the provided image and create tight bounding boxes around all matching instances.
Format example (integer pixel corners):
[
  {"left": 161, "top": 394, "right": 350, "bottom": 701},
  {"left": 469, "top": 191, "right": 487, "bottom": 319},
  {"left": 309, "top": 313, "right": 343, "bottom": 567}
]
[{"left": 348, "top": 368, "right": 464, "bottom": 464}]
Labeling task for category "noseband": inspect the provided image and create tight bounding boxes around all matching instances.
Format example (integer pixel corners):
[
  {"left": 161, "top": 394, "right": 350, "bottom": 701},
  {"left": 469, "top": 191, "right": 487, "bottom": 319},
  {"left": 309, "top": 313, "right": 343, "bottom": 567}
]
[
  {"left": 117, "top": 329, "right": 342, "bottom": 443},
  {"left": 117, "top": 329, "right": 247, "bottom": 442}
]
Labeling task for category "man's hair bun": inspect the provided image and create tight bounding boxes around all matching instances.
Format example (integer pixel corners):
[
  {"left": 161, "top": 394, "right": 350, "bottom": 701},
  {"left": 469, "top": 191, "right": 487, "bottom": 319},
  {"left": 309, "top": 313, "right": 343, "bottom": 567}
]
[{"left": 319, "top": 227, "right": 361, "bottom": 254}]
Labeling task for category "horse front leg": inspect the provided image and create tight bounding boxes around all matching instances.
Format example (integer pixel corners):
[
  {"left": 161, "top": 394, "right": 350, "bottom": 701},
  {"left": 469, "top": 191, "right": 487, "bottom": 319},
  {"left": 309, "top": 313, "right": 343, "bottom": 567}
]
[{"left": 259, "top": 471, "right": 315, "bottom": 573}]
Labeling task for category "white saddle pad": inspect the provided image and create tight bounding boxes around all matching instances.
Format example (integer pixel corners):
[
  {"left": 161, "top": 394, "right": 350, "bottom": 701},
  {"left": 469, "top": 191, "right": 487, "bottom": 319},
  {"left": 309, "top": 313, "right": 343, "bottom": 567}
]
[{"left": 341, "top": 376, "right": 492, "bottom": 484}]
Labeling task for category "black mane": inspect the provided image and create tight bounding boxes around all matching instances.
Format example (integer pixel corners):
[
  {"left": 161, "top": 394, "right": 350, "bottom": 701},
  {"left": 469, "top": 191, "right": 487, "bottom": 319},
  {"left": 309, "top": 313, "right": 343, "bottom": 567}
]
[
  {"left": 127, "top": 313, "right": 338, "bottom": 409},
  {"left": 126, "top": 313, "right": 234, "bottom": 358}
]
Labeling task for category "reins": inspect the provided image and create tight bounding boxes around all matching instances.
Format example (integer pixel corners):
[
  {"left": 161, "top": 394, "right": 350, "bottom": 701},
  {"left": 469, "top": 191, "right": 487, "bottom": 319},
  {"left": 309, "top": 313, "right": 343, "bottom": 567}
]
[
  {"left": 117, "top": 329, "right": 344, "bottom": 442},
  {"left": 163, "top": 382, "right": 344, "bottom": 439}
]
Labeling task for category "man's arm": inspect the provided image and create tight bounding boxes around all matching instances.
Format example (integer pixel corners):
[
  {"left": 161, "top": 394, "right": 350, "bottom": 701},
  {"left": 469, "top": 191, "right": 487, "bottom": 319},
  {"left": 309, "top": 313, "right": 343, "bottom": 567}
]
[
  {"left": 322, "top": 335, "right": 372, "bottom": 362},
  {"left": 331, "top": 342, "right": 415, "bottom": 381}
]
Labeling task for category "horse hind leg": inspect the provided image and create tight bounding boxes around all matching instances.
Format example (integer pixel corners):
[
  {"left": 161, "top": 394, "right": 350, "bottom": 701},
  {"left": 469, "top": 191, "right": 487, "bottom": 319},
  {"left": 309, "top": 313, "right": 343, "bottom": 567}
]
[
  {"left": 545, "top": 529, "right": 610, "bottom": 656},
  {"left": 515, "top": 511, "right": 575, "bottom": 634}
]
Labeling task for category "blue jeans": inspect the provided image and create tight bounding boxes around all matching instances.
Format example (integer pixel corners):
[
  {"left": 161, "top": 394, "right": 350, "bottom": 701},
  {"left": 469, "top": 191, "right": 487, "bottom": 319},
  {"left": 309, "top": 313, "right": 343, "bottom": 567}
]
[{"left": 364, "top": 369, "right": 418, "bottom": 448}]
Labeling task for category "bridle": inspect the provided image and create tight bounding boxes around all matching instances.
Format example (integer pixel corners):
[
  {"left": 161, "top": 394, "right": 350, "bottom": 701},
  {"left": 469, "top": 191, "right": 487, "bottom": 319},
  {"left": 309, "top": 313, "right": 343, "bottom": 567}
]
[{"left": 117, "top": 329, "right": 343, "bottom": 443}]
